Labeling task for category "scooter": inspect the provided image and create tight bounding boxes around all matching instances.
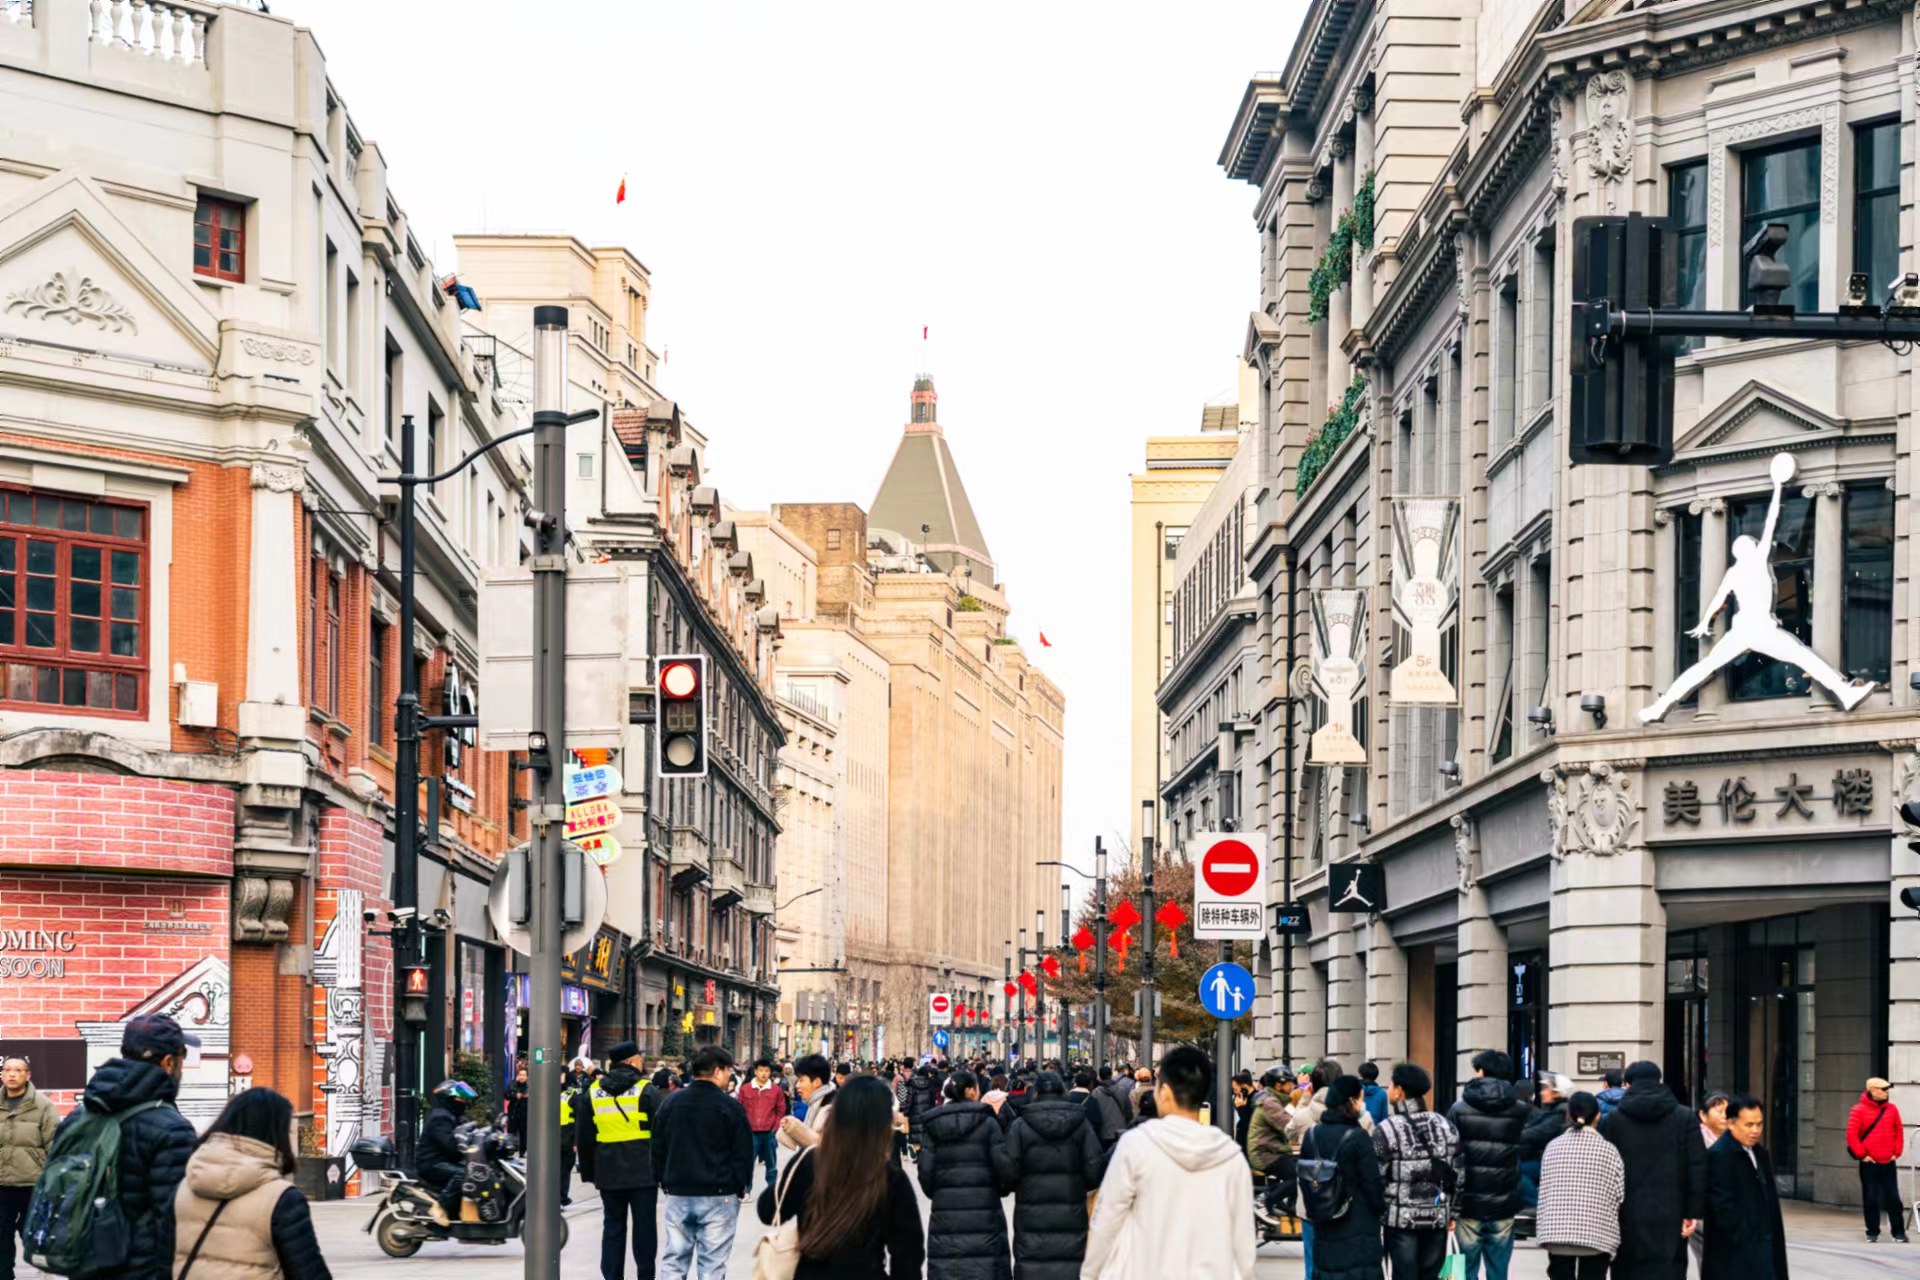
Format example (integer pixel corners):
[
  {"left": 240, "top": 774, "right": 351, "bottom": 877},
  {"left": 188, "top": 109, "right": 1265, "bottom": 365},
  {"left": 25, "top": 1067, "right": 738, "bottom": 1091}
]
[{"left": 364, "top": 1123, "right": 569, "bottom": 1258}]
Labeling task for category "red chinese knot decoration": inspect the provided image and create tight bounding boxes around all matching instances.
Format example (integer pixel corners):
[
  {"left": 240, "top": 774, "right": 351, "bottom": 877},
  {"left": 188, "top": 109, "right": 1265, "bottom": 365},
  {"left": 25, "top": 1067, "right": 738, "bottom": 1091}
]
[{"left": 1155, "top": 900, "right": 1189, "bottom": 958}]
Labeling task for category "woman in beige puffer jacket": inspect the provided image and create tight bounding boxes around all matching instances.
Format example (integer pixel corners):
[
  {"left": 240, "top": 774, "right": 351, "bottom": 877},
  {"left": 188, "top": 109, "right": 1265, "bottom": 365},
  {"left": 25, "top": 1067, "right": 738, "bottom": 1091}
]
[{"left": 171, "top": 1088, "right": 331, "bottom": 1280}]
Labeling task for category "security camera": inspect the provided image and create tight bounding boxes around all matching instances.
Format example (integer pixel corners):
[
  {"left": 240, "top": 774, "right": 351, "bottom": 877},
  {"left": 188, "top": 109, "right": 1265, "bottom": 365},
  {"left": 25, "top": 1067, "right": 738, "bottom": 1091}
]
[
  {"left": 362, "top": 908, "right": 380, "bottom": 924},
  {"left": 1744, "top": 222, "right": 1792, "bottom": 312},
  {"left": 1528, "top": 706, "right": 1556, "bottom": 735},
  {"left": 1902, "top": 886, "right": 1920, "bottom": 916},
  {"left": 429, "top": 908, "right": 452, "bottom": 929},
  {"left": 1889, "top": 272, "right": 1920, "bottom": 313},
  {"left": 1579, "top": 694, "right": 1608, "bottom": 729},
  {"left": 388, "top": 907, "right": 418, "bottom": 923}
]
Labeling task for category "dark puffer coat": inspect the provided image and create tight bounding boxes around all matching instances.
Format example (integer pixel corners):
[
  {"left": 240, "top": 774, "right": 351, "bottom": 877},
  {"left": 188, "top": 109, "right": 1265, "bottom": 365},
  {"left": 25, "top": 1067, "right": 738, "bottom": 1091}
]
[
  {"left": 1598, "top": 1082, "right": 1706, "bottom": 1280},
  {"left": 1305, "top": 1108, "right": 1386, "bottom": 1280},
  {"left": 54, "top": 1057, "right": 197, "bottom": 1280},
  {"left": 1003, "top": 1099, "right": 1106, "bottom": 1280},
  {"left": 916, "top": 1100, "right": 1014, "bottom": 1280},
  {"left": 1446, "top": 1076, "right": 1531, "bottom": 1222},
  {"left": 1518, "top": 1097, "right": 1568, "bottom": 1162}
]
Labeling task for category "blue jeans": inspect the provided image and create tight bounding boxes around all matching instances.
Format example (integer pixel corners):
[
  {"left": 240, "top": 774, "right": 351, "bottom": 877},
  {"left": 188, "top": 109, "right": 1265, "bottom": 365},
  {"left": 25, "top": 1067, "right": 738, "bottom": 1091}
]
[
  {"left": 1455, "top": 1217, "right": 1515, "bottom": 1280},
  {"left": 751, "top": 1132, "right": 779, "bottom": 1189},
  {"left": 658, "top": 1194, "right": 740, "bottom": 1280},
  {"left": 1302, "top": 1219, "right": 1314, "bottom": 1280}
]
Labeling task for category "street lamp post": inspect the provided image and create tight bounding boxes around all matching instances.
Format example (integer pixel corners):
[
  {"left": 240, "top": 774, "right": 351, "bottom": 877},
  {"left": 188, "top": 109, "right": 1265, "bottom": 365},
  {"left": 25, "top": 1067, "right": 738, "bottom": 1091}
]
[
  {"left": 1033, "top": 909, "right": 1047, "bottom": 1063},
  {"left": 1016, "top": 927, "right": 1028, "bottom": 1062},
  {"left": 1037, "top": 852, "right": 1106, "bottom": 1070},
  {"left": 1057, "top": 883, "right": 1072, "bottom": 1064},
  {"left": 1002, "top": 939, "right": 1013, "bottom": 1061},
  {"left": 1138, "top": 801, "right": 1157, "bottom": 1068}
]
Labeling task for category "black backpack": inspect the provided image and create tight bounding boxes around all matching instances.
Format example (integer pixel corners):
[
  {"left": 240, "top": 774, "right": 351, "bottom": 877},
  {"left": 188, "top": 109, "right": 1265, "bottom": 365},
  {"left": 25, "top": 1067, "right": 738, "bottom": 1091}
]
[{"left": 1296, "top": 1124, "right": 1351, "bottom": 1224}]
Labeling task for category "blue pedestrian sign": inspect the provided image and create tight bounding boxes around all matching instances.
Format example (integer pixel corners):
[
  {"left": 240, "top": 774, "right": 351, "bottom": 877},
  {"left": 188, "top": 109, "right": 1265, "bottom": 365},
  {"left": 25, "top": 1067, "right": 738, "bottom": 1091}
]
[
  {"left": 932, "top": 1028, "right": 951, "bottom": 1049},
  {"left": 1198, "top": 962, "right": 1255, "bottom": 1020}
]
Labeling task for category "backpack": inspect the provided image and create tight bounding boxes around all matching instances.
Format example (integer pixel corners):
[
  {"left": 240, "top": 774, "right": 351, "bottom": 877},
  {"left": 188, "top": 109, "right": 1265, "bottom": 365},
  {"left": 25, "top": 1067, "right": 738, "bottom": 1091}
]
[
  {"left": 23, "top": 1100, "right": 166, "bottom": 1277},
  {"left": 1296, "top": 1124, "right": 1352, "bottom": 1224}
]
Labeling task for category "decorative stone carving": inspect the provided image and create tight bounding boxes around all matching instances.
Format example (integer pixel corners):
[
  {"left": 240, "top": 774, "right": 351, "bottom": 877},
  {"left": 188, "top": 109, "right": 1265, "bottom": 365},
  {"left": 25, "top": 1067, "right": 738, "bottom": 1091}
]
[
  {"left": 1544, "top": 762, "right": 1640, "bottom": 858},
  {"left": 1352, "top": 87, "right": 1374, "bottom": 116},
  {"left": 1895, "top": 743, "right": 1920, "bottom": 806},
  {"left": 5, "top": 270, "right": 138, "bottom": 334},
  {"left": 240, "top": 336, "right": 316, "bottom": 365},
  {"left": 1585, "top": 72, "right": 1632, "bottom": 212},
  {"left": 250, "top": 460, "right": 305, "bottom": 493},
  {"left": 233, "top": 873, "right": 296, "bottom": 943},
  {"left": 1306, "top": 179, "right": 1328, "bottom": 203},
  {"left": 1801, "top": 480, "right": 1841, "bottom": 502},
  {"left": 1550, "top": 101, "right": 1570, "bottom": 194},
  {"left": 1707, "top": 105, "right": 1839, "bottom": 246},
  {"left": 1452, "top": 813, "right": 1481, "bottom": 893},
  {"left": 1453, "top": 233, "right": 1471, "bottom": 315}
]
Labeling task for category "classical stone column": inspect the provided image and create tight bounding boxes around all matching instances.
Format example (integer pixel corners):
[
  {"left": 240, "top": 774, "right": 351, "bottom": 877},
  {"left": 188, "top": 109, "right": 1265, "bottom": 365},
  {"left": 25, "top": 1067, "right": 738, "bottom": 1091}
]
[
  {"left": 1364, "top": 917, "right": 1408, "bottom": 1066},
  {"left": 1324, "top": 922, "right": 1364, "bottom": 1065},
  {"left": 1350, "top": 94, "right": 1376, "bottom": 332},
  {"left": 1806, "top": 481, "right": 1843, "bottom": 707},
  {"left": 1652, "top": 509, "right": 1676, "bottom": 696},
  {"left": 1456, "top": 880, "right": 1508, "bottom": 1083},
  {"left": 240, "top": 459, "right": 308, "bottom": 746},
  {"left": 1693, "top": 498, "right": 1727, "bottom": 719},
  {"left": 1544, "top": 763, "right": 1665, "bottom": 1092},
  {"left": 1327, "top": 139, "right": 1354, "bottom": 396},
  {"left": 1891, "top": 749, "right": 1920, "bottom": 1096}
]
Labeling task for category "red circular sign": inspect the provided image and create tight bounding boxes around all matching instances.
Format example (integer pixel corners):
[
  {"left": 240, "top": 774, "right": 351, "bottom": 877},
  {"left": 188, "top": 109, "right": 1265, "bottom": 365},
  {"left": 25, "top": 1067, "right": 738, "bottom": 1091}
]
[
  {"left": 931, "top": 994, "right": 950, "bottom": 1014},
  {"left": 1202, "top": 839, "right": 1260, "bottom": 897}
]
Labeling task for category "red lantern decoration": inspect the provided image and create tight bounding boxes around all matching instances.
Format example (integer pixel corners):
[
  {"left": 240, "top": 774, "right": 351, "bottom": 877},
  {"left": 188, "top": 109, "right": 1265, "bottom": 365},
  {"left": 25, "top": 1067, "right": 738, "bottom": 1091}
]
[
  {"left": 1155, "top": 900, "right": 1189, "bottom": 959},
  {"left": 1003, "top": 981, "right": 1018, "bottom": 999},
  {"left": 1041, "top": 954, "right": 1061, "bottom": 981},
  {"left": 1071, "top": 925, "right": 1095, "bottom": 973},
  {"left": 1108, "top": 926, "right": 1132, "bottom": 972},
  {"left": 1108, "top": 899, "right": 1141, "bottom": 931},
  {"left": 1018, "top": 970, "right": 1038, "bottom": 996}
]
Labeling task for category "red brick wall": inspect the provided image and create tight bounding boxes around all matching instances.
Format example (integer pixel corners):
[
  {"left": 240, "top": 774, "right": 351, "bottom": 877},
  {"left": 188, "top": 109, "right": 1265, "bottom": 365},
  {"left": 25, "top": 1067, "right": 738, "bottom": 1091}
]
[
  {"left": 312, "top": 807, "right": 392, "bottom": 1156},
  {"left": 0, "top": 871, "right": 228, "bottom": 1112},
  {"left": 0, "top": 771, "right": 234, "bottom": 876}
]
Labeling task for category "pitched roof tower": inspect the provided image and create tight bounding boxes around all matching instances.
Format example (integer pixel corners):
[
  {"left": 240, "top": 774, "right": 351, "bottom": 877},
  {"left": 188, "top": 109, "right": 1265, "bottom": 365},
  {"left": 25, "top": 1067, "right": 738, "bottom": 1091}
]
[{"left": 869, "top": 374, "right": 996, "bottom": 584}]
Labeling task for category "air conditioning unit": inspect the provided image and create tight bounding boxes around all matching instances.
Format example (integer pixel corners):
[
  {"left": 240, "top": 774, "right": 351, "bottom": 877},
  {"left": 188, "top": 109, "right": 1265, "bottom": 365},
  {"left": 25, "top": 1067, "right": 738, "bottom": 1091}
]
[{"left": 177, "top": 680, "right": 219, "bottom": 728}]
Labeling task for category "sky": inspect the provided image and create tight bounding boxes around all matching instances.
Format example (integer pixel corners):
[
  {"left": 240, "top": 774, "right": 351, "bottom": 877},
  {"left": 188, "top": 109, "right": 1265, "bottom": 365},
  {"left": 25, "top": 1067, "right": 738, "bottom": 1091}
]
[{"left": 295, "top": 0, "right": 1300, "bottom": 877}]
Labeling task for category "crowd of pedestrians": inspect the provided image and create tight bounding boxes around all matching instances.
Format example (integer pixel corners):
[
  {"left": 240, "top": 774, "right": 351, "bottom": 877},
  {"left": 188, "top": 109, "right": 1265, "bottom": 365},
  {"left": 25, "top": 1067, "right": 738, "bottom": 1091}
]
[{"left": 0, "top": 1012, "right": 1908, "bottom": 1280}]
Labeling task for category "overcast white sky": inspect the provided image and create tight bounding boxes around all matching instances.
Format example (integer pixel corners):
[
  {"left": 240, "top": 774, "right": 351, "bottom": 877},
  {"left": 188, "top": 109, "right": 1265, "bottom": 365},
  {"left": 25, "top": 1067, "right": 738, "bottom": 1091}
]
[{"left": 296, "top": 0, "right": 1299, "bottom": 877}]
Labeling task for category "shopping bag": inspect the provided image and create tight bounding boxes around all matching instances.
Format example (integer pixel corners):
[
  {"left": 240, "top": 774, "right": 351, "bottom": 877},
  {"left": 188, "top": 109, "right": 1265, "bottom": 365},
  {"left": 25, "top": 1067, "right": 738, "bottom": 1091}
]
[{"left": 1439, "top": 1232, "right": 1467, "bottom": 1280}]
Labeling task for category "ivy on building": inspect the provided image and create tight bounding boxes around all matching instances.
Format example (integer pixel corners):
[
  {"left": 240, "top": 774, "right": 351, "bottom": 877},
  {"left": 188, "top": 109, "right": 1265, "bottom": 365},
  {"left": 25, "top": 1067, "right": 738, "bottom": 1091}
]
[
  {"left": 1297, "top": 373, "right": 1370, "bottom": 497},
  {"left": 1306, "top": 170, "right": 1376, "bottom": 325},
  {"left": 956, "top": 595, "right": 985, "bottom": 613}
]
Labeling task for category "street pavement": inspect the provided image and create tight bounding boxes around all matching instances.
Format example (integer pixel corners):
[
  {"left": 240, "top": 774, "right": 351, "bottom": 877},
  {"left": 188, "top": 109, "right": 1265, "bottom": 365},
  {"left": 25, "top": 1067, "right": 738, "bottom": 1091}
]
[{"left": 304, "top": 1164, "right": 1910, "bottom": 1280}]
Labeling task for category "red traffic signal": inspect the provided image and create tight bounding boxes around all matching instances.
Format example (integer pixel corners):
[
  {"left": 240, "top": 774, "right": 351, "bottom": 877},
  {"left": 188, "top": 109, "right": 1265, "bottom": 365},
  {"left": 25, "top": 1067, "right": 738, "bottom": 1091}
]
[{"left": 654, "top": 655, "right": 709, "bottom": 778}]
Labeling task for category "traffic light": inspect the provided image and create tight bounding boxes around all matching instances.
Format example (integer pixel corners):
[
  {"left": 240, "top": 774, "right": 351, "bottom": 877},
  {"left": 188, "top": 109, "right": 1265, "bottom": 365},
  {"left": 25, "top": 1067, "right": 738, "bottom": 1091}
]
[
  {"left": 1570, "top": 213, "right": 1678, "bottom": 468},
  {"left": 654, "top": 654, "right": 708, "bottom": 778}
]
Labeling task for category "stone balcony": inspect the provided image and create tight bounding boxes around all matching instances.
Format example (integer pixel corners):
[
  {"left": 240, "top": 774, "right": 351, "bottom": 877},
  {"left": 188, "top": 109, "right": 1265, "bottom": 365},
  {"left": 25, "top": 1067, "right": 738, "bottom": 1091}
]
[
  {"left": 710, "top": 847, "right": 744, "bottom": 909},
  {"left": 668, "top": 826, "right": 708, "bottom": 888},
  {"left": 741, "top": 883, "right": 774, "bottom": 916}
]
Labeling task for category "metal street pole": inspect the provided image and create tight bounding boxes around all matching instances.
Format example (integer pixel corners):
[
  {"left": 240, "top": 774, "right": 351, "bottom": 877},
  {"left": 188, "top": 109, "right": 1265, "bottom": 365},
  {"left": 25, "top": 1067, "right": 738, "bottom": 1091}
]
[
  {"left": 1016, "top": 927, "right": 1028, "bottom": 1063},
  {"left": 523, "top": 306, "right": 570, "bottom": 1280},
  {"left": 1093, "top": 839, "right": 1108, "bottom": 1072},
  {"left": 1214, "top": 935, "right": 1234, "bottom": 1137},
  {"left": 391, "top": 413, "right": 422, "bottom": 1176},
  {"left": 1138, "top": 800, "right": 1156, "bottom": 1068},
  {"left": 1002, "top": 940, "right": 1012, "bottom": 1062},
  {"left": 1058, "top": 884, "right": 1072, "bottom": 1065},
  {"left": 1033, "top": 909, "right": 1047, "bottom": 1064}
]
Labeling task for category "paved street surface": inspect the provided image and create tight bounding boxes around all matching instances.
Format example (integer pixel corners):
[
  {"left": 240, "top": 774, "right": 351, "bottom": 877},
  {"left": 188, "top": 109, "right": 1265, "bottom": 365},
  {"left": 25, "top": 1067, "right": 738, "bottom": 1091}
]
[{"left": 301, "top": 1168, "right": 1908, "bottom": 1280}]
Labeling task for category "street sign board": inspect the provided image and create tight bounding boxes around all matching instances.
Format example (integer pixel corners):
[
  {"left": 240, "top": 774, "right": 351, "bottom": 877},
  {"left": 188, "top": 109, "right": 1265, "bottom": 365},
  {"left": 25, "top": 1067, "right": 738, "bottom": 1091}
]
[
  {"left": 1328, "top": 862, "right": 1386, "bottom": 914},
  {"left": 487, "top": 843, "right": 607, "bottom": 957},
  {"left": 564, "top": 763, "right": 622, "bottom": 805},
  {"left": 929, "top": 992, "right": 953, "bottom": 1027},
  {"left": 1272, "top": 902, "right": 1309, "bottom": 937},
  {"left": 563, "top": 797, "right": 620, "bottom": 840},
  {"left": 1198, "top": 962, "right": 1256, "bottom": 1020},
  {"left": 1577, "top": 1050, "right": 1626, "bottom": 1075},
  {"left": 932, "top": 1028, "right": 950, "bottom": 1050},
  {"left": 575, "top": 833, "right": 623, "bottom": 867},
  {"left": 1193, "top": 833, "right": 1267, "bottom": 941}
]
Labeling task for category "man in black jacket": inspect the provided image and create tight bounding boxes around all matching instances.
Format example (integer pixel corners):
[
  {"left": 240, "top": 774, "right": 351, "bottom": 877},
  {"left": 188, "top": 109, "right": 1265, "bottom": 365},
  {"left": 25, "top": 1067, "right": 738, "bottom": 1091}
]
[
  {"left": 651, "top": 1047, "right": 752, "bottom": 1280},
  {"left": 1701, "top": 1096, "right": 1788, "bottom": 1280},
  {"left": 578, "top": 1042, "right": 664, "bottom": 1280},
  {"left": 1446, "top": 1048, "right": 1532, "bottom": 1280},
  {"left": 52, "top": 1013, "right": 198, "bottom": 1280},
  {"left": 1599, "top": 1061, "right": 1706, "bottom": 1280}
]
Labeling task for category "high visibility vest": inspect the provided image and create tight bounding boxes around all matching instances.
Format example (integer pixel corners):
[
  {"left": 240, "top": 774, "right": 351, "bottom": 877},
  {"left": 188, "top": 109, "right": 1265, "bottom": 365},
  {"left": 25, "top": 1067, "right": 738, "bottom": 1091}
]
[
  {"left": 589, "top": 1081, "right": 650, "bottom": 1144},
  {"left": 561, "top": 1088, "right": 575, "bottom": 1128}
]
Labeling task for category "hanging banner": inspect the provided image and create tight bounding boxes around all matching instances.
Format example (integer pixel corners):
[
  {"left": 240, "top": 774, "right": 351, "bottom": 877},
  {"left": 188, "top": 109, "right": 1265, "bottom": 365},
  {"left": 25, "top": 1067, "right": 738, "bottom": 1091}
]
[
  {"left": 1389, "top": 497, "right": 1460, "bottom": 704},
  {"left": 1308, "top": 588, "right": 1368, "bottom": 766}
]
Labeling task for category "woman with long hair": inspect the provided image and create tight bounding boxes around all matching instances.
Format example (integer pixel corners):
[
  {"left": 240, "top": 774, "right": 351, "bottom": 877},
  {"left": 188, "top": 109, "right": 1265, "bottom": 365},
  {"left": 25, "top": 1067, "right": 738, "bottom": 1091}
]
[
  {"left": 170, "top": 1087, "right": 331, "bottom": 1280},
  {"left": 916, "top": 1069, "right": 1014, "bottom": 1280},
  {"left": 756, "top": 1074, "right": 924, "bottom": 1280}
]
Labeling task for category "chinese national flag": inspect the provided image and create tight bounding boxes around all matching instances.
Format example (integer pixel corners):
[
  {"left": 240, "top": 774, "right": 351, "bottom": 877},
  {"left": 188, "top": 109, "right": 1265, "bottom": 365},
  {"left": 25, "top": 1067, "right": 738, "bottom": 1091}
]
[
  {"left": 616, "top": 176, "right": 627, "bottom": 204},
  {"left": 1040, "top": 632, "right": 1052, "bottom": 647}
]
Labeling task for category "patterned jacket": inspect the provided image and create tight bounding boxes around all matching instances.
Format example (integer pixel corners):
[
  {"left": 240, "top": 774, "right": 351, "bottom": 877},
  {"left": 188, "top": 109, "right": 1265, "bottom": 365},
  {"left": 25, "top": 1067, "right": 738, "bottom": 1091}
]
[
  {"left": 1537, "top": 1126, "right": 1625, "bottom": 1256},
  {"left": 1372, "top": 1099, "right": 1460, "bottom": 1230}
]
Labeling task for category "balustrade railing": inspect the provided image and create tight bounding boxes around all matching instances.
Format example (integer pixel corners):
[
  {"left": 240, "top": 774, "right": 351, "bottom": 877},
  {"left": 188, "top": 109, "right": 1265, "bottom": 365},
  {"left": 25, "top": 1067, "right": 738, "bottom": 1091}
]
[{"left": 89, "top": 0, "right": 210, "bottom": 68}]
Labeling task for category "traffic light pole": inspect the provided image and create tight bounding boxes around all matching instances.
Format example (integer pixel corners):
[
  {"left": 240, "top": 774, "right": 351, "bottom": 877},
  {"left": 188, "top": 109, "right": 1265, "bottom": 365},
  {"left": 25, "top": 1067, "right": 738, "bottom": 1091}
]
[
  {"left": 524, "top": 306, "right": 571, "bottom": 1280},
  {"left": 1580, "top": 302, "right": 1920, "bottom": 343}
]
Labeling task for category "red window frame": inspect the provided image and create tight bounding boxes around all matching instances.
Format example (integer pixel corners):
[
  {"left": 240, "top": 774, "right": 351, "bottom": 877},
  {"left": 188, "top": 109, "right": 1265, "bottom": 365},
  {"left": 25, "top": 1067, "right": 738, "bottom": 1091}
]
[
  {"left": 0, "top": 489, "right": 150, "bottom": 719},
  {"left": 193, "top": 196, "right": 246, "bottom": 282}
]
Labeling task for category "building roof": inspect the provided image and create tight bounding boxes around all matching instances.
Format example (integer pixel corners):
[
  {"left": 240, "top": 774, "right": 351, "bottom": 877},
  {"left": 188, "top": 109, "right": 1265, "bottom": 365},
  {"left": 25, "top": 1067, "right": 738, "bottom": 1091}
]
[{"left": 869, "top": 375, "right": 995, "bottom": 582}]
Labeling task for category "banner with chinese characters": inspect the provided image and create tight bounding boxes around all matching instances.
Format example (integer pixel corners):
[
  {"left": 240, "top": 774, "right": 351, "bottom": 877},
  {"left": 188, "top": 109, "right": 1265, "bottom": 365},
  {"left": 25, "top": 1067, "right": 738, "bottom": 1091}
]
[
  {"left": 1647, "top": 757, "right": 1886, "bottom": 841},
  {"left": 1388, "top": 497, "right": 1459, "bottom": 704},
  {"left": 1308, "top": 588, "right": 1369, "bottom": 766}
]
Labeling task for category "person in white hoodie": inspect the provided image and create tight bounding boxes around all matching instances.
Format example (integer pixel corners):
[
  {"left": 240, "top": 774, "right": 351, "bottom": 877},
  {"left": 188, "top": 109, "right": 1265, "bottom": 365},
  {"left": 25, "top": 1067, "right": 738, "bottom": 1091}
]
[{"left": 1080, "top": 1046, "right": 1254, "bottom": 1280}]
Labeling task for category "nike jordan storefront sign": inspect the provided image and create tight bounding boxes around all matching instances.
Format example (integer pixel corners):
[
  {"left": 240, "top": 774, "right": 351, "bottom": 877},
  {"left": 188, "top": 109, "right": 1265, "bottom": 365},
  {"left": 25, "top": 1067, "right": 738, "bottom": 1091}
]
[
  {"left": 1643, "top": 452, "right": 1874, "bottom": 723},
  {"left": 1328, "top": 863, "right": 1385, "bottom": 915}
]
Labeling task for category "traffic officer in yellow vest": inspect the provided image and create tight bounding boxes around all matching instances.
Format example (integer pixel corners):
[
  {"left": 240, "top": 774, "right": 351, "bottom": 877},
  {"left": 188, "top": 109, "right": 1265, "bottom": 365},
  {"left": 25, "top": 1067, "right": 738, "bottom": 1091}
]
[
  {"left": 577, "top": 1041, "right": 664, "bottom": 1280},
  {"left": 559, "top": 1059, "right": 597, "bottom": 1207}
]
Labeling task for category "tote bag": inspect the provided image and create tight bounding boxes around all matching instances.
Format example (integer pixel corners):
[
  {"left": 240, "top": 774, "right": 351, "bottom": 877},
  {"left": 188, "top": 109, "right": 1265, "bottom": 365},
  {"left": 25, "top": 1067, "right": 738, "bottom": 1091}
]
[{"left": 752, "top": 1148, "right": 810, "bottom": 1280}]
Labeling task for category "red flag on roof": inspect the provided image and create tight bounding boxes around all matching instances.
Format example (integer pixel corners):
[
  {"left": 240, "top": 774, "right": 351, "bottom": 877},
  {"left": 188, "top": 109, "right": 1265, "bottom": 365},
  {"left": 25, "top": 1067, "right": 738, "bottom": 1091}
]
[
  {"left": 616, "top": 176, "right": 627, "bottom": 204},
  {"left": 1040, "top": 632, "right": 1052, "bottom": 647}
]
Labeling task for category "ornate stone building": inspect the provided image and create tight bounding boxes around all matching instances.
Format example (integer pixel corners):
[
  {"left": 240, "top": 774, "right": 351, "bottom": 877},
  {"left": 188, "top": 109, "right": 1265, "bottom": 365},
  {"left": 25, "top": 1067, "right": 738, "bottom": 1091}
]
[{"left": 1221, "top": 0, "right": 1918, "bottom": 1206}]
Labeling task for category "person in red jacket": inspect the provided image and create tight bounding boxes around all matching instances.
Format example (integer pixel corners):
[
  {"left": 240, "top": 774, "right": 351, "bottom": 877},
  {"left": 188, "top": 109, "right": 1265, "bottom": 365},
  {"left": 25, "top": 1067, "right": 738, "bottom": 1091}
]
[
  {"left": 736, "top": 1058, "right": 790, "bottom": 1191},
  {"left": 1846, "top": 1076, "right": 1907, "bottom": 1243}
]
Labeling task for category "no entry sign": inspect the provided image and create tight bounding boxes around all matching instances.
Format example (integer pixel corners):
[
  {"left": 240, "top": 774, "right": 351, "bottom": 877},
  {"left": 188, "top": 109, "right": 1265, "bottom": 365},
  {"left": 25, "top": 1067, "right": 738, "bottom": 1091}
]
[
  {"left": 1193, "top": 832, "right": 1267, "bottom": 941},
  {"left": 929, "top": 991, "right": 953, "bottom": 1027}
]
